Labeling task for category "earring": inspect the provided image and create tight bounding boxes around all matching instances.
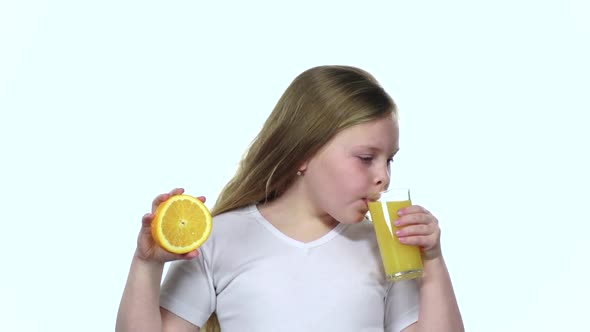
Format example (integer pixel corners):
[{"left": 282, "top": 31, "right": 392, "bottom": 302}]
[{"left": 297, "top": 170, "right": 303, "bottom": 176}]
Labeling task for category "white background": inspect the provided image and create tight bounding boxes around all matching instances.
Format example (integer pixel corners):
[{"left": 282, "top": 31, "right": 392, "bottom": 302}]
[{"left": 1, "top": 1, "right": 589, "bottom": 331}]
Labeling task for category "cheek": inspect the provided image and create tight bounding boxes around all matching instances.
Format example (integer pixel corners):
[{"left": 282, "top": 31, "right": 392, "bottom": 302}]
[{"left": 310, "top": 158, "right": 368, "bottom": 197}]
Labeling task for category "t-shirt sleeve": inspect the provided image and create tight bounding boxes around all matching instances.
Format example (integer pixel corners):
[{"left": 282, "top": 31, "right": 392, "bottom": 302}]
[
  {"left": 384, "top": 279, "right": 420, "bottom": 332},
  {"left": 159, "top": 247, "right": 216, "bottom": 328}
]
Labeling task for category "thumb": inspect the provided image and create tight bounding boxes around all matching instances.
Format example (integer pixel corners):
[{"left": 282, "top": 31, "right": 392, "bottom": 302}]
[{"left": 141, "top": 213, "right": 154, "bottom": 232}]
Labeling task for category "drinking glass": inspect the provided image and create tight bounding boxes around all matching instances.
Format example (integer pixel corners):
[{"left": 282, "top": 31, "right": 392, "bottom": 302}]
[{"left": 368, "top": 188, "right": 423, "bottom": 282}]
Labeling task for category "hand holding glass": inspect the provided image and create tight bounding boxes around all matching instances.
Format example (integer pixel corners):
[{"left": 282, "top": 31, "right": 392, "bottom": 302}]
[{"left": 368, "top": 188, "right": 423, "bottom": 282}]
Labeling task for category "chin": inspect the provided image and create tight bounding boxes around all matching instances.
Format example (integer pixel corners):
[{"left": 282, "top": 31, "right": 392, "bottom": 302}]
[{"left": 338, "top": 212, "right": 368, "bottom": 224}]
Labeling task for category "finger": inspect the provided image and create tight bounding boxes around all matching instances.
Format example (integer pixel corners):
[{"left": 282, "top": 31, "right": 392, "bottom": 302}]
[
  {"left": 165, "top": 250, "right": 199, "bottom": 262},
  {"left": 196, "top": 196, "right": 206, "bottom": 203},
  {"left": 152, "top": 193, "right": 170, "bottom": 213},
  {"left": 169, "top": 187, "right": 185, "bottom": 196},
  {"left": 398, "top": 234, "right": 436, "bottom": 248},
  {"left": 395, "top": 224, "right": 432, "bottom": 237},
  {"left": 141, "top": 213, "right": 154, "bottom": 227},
  {"left": 180, "top": 250, "right": 200, "bottom": 260},
  {"left": 152, "top": 188, "right": 186, "bottom": 213},
  {"left": 395, "top": 213, "right": 434, "bottom": 226},
  {"left": 398, "top": 204, "right": 430, "bottom": 216}
]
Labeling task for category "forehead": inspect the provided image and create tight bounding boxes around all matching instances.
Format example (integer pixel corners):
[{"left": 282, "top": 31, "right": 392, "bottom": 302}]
[{"left": 334, "top": 115, "right": 399, "bottom": 151}]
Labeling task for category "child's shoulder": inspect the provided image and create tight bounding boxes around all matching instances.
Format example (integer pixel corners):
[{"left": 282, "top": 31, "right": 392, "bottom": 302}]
[
  {"left": 208, "top": 204, "right": 260, "bottom": 236},
  {"left": 202, "top": 205, "right": 267, "bottom": 254},
  {"left": 213, "top": 205, "right": 255, "bottom": 221}
]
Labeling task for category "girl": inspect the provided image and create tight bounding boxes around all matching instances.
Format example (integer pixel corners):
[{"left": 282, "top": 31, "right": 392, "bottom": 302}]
[{"left": 116, "top": 65, "right": 464, "bottom": 332}]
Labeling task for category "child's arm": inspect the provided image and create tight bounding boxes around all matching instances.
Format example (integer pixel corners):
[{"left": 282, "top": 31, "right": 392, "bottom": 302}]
[
  {"left": 116, "top": 255, "right": 199, "bottom": 332},
  {"left": 116, "top": 189, "right": 202, "bottom": 332},
  {"left": 395, "top": 205, "right": 464, "bottom": 332},
  {"left": 401, "top": 256, "right": 463, "bottom": 332},
  {"left": 116, "top": 255, "right": 164, "bottom": 331}
]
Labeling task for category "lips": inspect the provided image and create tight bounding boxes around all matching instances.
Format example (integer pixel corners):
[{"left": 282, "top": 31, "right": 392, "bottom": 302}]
[
  {"left": 361, "top": 198, "right": 370, "bottom": 213},
  {"left": 367, "top": 192, "right": 381, "bottom": 201},
  {"left": 362, "top": 192, "right": 381, "bottom": 206}
]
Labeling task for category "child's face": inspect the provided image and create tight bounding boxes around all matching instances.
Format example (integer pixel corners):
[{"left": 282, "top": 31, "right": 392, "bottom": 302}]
[{"left": 302, "top": 114, "right": 399, "bottom": 224}]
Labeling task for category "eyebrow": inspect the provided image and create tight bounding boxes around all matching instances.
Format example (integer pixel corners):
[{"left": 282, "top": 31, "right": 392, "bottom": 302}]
[{"left": 354, "top": 145, "right": 399, "bottom": 158}]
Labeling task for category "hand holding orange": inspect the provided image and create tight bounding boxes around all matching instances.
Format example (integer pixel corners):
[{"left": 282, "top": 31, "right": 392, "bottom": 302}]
[
  {"left": 151, "top": 193, "right": 213, "bottom": 254},
  {"left": 136, "top": 188, "right": 213, "bottom": 263}
]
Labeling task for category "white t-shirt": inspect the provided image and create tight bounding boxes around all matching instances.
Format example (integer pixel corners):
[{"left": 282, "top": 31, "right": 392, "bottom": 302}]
[{"left": 160, "top": 205, "right": 420, "bottom": 332}]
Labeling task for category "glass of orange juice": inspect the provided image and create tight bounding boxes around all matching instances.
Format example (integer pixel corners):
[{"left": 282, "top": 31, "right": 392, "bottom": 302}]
[{"left": 368, "top": 188, "right": 423, "bottom": 282}]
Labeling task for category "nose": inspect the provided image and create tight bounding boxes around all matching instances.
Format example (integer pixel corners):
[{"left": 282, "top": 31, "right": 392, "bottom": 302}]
[{"left": 374, "top": 163, "right": 391, "bottom": 191}]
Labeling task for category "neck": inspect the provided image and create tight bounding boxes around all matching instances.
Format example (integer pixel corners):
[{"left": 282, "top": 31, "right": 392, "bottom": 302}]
[{"left": 257, "top": 180, "right": 339, "bottom": 242}]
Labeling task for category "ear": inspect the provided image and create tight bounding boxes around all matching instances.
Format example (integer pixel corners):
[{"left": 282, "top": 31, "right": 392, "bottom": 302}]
[{"left": 297, "top": 161, "right": 308, "bottom": 173}]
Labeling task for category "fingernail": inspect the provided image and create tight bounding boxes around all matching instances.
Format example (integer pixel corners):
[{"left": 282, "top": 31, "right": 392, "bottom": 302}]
[
  {"left": 398, "top": 237, "right": 407, "bottom": 243},
  {"left": 395, "top": 230, "right": 402, "bottom": 236},
  {"left": 394, "top": 220, "right": 401, "bottom": 226}
]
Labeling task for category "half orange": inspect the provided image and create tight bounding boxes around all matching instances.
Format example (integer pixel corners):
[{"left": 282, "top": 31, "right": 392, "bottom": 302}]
[{"left": 151, "top": 194, "right": 213, "bottom": 254}]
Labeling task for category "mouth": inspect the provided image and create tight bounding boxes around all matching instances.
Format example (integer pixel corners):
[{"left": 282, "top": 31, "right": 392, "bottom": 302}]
[
  {"left": 361, "top": 198, "right": 370, "bottom": 211},
  {"left": 367, "top": 192, "right": 381, "bottom": 201},
  {"left": 362, "top": 192, "right": 381, "bottom": 205}
]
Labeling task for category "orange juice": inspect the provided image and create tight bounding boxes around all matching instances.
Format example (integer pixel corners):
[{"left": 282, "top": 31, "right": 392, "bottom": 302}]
[{"left": 368, "top": 199, "right": 423, "bottom": 282}]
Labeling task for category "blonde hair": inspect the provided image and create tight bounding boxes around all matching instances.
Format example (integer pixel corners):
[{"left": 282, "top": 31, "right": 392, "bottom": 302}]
[{"left": 201, "top": 65, "right": 397, "bottom": 332}]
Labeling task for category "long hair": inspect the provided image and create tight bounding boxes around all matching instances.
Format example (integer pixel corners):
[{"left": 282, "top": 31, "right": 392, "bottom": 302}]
[{"left": 201, "top": 65, "right": 397, "bottom": 332}]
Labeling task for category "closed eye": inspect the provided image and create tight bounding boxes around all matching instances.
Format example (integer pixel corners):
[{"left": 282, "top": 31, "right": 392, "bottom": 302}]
[{"left": 358, "top": 156, "right": 374, "bottom": 164}]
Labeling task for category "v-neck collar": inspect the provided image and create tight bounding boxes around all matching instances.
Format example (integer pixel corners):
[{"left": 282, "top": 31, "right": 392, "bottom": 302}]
[{"left": 249, "top": 204, "right": 348, "bottom": 249}]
